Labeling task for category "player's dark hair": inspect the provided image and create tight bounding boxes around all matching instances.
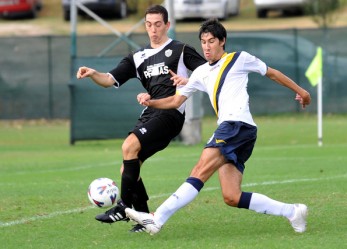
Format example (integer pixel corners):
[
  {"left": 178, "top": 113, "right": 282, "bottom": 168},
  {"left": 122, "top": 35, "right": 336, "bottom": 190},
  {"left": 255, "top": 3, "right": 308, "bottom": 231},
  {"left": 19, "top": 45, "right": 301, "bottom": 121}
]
[
  {"left": 145, "top": 5, "right": 169, "bottom": 24},
  {"left": 199, "top": 19, "right": 227, "bottom": 49}
]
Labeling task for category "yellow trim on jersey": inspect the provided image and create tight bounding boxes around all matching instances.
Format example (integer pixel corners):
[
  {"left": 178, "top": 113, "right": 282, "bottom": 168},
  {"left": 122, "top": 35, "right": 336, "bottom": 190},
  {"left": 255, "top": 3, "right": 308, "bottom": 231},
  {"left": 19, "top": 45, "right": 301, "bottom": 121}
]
[{"left": 212, "top": 52, "right": 236, "bottom": 116}]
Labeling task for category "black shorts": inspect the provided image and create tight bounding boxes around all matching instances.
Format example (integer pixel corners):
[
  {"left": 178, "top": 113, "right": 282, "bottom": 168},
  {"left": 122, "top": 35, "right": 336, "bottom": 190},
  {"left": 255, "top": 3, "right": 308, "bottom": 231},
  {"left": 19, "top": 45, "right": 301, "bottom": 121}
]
[{"left": 131, "top": 107, "right": 185, "bottom": 162}]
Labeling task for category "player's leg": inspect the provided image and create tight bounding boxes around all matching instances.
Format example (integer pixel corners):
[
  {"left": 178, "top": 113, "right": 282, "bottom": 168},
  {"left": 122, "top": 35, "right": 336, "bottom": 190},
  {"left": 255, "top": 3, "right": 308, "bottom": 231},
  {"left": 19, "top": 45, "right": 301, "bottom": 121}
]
[
  {"left": 125, "top": 121, "right": 238, "bottom": 233},
  {"left": 218, "top": 163, "right": 243, "bottom": 207},
  {"left": 117, "top": 134, "right": 149, "bottom": 232},
  {"left": 126, "top": 111, "right": 185, "bottom": 232},
  {"left": 154, "top": 147, "right": 225, "bottom": 223},
  {"left": 120, "top": 133, "right": 142, "bottom": 208},
  {"left": 95, "top": 110, "right": 180, "bottom": 225},
  {"left": 119, "top": 164, "right": 148, "bottom": 210},
  {"left": 95, "top": 133, "right": 141, "bottom": 224},
  {"left": 130, "top": 111, "right": 185, "bottom": 209},
  {"left": 246, "top": 192, "right": 308, "bottom": 232},
  {"left": 118, "top": 163, "right": 149, "bottom": 213},
  {"left": 216, "top": 122, "right": 308, "bottom": 233},
  {"left": 131, "top": 178, "right": 149, "bottom": 212},
  {"left": 126, "top": 147, "right": 226, "bottom": 234},
  {"left": 236, "top": 188, "right": 308, "bottom": 232},
  {"left": 119, "top": 162, "right": 149, "bottom": 233},
  {"left": 95, "top": 109, "right": 184, "bottom": 226},
  {"left": 218, "top": 163, "right": 307, "bottom": 233}
]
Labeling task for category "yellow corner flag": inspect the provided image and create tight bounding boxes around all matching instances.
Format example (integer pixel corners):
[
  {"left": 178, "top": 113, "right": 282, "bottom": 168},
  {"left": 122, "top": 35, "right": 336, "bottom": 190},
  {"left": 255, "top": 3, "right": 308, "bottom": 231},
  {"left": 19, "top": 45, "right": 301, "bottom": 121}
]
[{"left": 305, "top": 46, "right": 323, "bottom": 87}]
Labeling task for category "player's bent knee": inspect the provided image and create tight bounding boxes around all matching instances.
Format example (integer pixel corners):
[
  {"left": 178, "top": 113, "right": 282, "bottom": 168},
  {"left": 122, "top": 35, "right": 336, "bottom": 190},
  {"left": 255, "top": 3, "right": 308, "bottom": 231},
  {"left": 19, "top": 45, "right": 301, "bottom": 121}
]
[
  {"left": 122, "top": 139, "right": 141, "bottom": 157},
  {"left": 223, "top": 196, "right": 239, "bottom": 207}
]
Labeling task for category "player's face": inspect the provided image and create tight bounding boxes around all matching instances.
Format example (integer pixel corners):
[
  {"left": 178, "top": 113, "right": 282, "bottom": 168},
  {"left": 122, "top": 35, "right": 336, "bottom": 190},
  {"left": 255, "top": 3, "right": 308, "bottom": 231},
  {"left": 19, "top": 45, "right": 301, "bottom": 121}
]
[
  {"left": 145, "top": 13, "right": 170, "bottom": 47},
  {"left": 200, "top": 32, "right": 225, "bottom": 63}
]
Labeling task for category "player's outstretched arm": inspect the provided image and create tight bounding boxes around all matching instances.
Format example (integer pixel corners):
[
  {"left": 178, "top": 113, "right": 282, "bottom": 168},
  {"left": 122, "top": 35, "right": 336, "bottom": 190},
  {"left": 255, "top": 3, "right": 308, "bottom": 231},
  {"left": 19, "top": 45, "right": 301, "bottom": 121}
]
[
  {"left": 266, "top": 67, "right": 311, "bottom": 109},
  {"left": 76, "top": 66, "right": 115, "bottom": 88},
  {"left": 137, "top": 92, "right": 187, "bottom": 109}
]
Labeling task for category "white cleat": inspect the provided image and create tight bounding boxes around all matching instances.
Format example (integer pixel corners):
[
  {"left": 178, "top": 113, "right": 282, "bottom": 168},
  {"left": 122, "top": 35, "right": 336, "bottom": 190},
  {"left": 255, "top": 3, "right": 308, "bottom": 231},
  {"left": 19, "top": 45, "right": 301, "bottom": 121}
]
[
  {"left": 289, "top": 204, "right": 308, "bottom": 233},
  {"left": 125, "top": 208, "right": 162, "bottom": 235}
]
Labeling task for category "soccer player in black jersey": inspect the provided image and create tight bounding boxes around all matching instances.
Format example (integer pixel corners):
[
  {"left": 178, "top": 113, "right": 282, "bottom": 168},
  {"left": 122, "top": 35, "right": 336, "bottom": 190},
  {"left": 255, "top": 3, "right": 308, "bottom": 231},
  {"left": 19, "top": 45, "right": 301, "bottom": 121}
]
[{"left": 76, "top": 5, "right": 206, "bottom": 232}]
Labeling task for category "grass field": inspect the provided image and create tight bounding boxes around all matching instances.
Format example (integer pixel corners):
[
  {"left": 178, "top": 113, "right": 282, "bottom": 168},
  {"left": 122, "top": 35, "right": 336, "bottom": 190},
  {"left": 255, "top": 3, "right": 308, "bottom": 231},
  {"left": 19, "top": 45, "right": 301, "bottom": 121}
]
[{"left": 1, "top": 115, "right": 347, "bottom": 249}]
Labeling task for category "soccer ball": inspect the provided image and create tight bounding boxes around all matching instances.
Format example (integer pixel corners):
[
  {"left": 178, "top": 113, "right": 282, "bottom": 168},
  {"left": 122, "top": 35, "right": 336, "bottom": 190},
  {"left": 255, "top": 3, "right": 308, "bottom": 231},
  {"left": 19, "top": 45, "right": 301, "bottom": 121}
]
[{"left": 87, "top": 178, "right": 119, "bottom": 208}]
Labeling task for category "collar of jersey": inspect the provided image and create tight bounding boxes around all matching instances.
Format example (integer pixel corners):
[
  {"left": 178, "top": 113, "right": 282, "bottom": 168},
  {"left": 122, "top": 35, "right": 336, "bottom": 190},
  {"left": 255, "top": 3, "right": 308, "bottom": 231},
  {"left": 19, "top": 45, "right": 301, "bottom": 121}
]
[{"left": 209, "top": 52, "right": 228, "bottom": 66}]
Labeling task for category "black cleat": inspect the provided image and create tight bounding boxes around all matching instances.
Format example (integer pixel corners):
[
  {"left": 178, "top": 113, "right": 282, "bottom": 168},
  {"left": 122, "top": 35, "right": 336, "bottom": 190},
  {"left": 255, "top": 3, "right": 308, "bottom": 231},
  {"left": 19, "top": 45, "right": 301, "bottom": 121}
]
[
  {"left": 129, "top": 224, "right": 146, "bottom": 233},
  {"left": 95, "top": 199, "right": 129, "bottom": 223}
]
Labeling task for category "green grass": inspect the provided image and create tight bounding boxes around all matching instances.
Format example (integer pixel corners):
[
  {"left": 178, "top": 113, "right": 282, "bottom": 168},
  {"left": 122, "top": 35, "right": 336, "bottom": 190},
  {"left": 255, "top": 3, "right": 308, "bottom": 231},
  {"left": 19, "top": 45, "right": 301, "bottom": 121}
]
[{"left": 1, "top": 115, "right": 347, "bottom": 249}]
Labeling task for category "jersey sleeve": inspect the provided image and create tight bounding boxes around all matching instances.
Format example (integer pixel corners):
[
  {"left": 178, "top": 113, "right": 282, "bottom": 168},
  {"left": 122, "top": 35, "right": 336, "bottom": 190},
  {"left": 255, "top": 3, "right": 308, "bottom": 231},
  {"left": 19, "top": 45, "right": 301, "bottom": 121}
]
[
  {"left": 108, "top": 54, "right": 138, "bottom": 87},
  {"left": 182, "top": 44, "right": 206, "bottom": 71},
  {"left": 240, "top": 51, "right": 268, "bottom": 76},
  {"left": 176, "top": 68, "right": 205, "bottom": 98}
]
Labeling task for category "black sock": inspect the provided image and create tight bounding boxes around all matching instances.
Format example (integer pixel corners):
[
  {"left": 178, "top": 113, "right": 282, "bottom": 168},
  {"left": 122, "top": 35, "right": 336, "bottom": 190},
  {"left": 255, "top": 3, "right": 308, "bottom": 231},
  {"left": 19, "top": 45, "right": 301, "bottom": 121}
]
[
  {"left": 237, "top": 192, "right": 253, "bottom": 209},
  {"left": 132, "top": 178, "right": 149, "bottom": 212},
  {"left": 121, "top": 159, "right": 140, "bottom": 207}
]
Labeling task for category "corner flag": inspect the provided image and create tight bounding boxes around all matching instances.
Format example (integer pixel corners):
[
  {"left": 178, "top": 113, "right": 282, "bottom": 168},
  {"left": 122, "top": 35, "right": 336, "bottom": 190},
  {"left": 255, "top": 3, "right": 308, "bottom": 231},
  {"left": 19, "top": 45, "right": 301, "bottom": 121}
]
[
  {"left": 305, "top": 46, "right": 323, "bottom": 147},
  {"left": 305, "top": 47, "right": 323, "bottom": 87}
]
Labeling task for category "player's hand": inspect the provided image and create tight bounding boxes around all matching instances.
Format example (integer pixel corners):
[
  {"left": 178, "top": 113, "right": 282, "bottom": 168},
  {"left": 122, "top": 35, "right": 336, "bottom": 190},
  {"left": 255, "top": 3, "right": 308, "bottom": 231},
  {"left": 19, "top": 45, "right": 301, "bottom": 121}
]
[
  {"left": 137, "top": 93, "right": 151, "bottom": 106},
  {"left": 76, "top": 66, "right": 95, "bottom": 79},
  {"left": 169, "top": 70, "right": 188, "bottom": 86},
  {"left": 295, "top": 90, "right": 311, "bottom": 109}
]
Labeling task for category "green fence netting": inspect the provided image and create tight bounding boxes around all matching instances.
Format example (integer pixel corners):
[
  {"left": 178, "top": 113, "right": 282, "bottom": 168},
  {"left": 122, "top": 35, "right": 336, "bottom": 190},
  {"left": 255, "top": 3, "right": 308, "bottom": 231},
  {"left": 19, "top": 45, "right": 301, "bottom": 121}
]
[
  {"left": 0, "top": 28, "right": 346, "bottom": 142},
  {"left": 69, "top": 57, "right": 144, "bottom": 144}
]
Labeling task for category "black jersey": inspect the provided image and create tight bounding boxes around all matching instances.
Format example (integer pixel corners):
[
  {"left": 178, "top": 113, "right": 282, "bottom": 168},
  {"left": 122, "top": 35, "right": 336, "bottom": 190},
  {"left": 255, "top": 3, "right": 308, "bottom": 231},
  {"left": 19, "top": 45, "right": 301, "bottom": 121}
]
[{"left": 108, "top": 39, "right": 206, "bottom": 101}]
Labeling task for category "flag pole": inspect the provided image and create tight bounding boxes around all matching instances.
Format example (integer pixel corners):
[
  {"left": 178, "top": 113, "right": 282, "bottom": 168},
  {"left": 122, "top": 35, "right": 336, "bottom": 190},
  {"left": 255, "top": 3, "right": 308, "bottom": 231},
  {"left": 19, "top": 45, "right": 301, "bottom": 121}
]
[
  {"left": 317, "top": 77, "right": 323, "bottom": 146},
  {"left": 305, "top": 46, "right": 323, "bottom": 147}
]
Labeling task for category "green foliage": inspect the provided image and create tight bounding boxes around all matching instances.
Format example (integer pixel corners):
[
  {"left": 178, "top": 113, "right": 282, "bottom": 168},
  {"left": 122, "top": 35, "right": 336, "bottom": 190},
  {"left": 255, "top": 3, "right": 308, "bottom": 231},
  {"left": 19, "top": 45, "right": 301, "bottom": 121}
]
[
  {"left": 127, "top": 0, "right": 138, "bottom": 14},
  {"left": 135, "top": 0, "right": 163, "bottom": 18},
  {"left": 1, "top": 115, "right": 347, "bottom": 248},
  {"left": 305, "top": 0, "right": 347, "bottom": 28}
]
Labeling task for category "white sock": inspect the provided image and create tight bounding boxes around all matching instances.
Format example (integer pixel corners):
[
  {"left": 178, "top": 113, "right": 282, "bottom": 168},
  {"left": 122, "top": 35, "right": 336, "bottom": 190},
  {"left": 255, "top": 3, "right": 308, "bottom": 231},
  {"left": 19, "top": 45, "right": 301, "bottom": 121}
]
[
  {"left": 154, "top": 182, "right": 199, "bottom": 226},
  {"left": 249, "top": 193, "right": 295, "bottom": 218}
]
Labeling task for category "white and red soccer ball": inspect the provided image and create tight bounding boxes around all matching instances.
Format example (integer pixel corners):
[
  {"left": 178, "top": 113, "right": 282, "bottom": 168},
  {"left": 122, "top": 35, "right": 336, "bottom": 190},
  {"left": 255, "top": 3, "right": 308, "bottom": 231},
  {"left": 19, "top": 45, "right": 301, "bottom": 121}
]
[{"left": 87, "top": 178, "right": 119, "bottom": 208}]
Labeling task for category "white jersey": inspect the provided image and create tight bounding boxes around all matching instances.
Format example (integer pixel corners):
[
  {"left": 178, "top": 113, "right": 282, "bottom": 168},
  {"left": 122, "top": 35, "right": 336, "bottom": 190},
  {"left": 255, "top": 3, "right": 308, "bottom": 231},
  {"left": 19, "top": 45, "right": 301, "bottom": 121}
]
[{"left": 177, "top": 51, "right": 267, "bottom": 126}]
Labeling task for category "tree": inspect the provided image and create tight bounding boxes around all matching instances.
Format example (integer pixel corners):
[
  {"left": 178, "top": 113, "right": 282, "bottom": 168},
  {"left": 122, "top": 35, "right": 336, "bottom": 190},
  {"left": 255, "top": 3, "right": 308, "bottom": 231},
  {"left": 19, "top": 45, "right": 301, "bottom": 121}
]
[
  {"left": 136, "top": 0, "right": 162, "bottom": 18},
  {"left": 305, "top": 0, "right": 347, "bottom": 28}
]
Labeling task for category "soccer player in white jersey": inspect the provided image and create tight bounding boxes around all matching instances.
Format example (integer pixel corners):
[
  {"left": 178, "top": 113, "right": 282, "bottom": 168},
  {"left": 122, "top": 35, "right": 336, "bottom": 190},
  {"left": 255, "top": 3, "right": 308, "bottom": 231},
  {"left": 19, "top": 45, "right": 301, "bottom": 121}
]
[
  {"left": 76, "top": 5, "right": 206, "bottom": 233},
  {"left": 125, "top": 18, "right": 311, "bottom": 235}
]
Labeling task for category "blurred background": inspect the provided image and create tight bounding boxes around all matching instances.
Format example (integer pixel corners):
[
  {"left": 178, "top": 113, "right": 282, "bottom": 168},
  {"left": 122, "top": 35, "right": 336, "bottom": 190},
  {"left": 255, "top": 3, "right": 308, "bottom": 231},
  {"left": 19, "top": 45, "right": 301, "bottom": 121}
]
[{"left": 0, "top": 0, "right": 346, "bottom": 143}]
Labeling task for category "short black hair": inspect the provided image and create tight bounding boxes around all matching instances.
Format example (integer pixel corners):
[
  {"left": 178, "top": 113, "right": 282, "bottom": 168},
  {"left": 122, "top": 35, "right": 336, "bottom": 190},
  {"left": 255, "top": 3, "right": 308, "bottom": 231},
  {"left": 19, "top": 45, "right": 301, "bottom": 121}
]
[
  {"left": 199, "top": 19, "right": 227, "bottom": 48},
  {"left": 145, "top": 5, "right": 169, "bottom": 24}
]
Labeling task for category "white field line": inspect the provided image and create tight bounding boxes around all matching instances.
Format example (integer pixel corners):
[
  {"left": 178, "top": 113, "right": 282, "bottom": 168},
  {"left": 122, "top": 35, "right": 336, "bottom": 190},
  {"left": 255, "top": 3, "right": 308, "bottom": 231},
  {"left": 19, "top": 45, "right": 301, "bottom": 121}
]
[
  {"left": 8, "top": 161, "right": 121, "bottom": 176},
  {"left": 253, "top": 143, "right": 347, "bottom": 150},
  {"left": 1, "top": 174, "right": 346, "bottom": 228},
  {"left": 4, "top": 142, "right": 347, "bottom": 176},
  {"left": 6, "top": 154, "right": 341, "bottom": 177}
]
